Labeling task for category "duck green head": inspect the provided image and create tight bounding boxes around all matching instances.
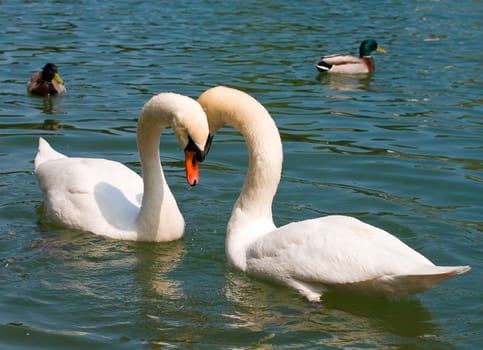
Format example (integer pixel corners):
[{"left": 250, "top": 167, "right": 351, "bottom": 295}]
[
  {"left": 359, "top": 40, "right": 386, "bottom": 57},
  {"left": 41, "top": 63, "right": 63, "bottom": 83}
]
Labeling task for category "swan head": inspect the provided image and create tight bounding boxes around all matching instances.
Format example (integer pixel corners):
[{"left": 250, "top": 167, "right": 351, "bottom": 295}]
[
  {"left": 166, "top": 94, "right": 212, "bottom": 186},
  {"left": 183, "top": 134, "right": 213, "bottom": 186},
  {"left": 139, "top": 92, "right": 212, "bottom": 186}
]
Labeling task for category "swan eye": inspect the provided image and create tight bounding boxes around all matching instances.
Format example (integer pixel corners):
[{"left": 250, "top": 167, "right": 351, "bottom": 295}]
[{"left": 185, "top": 135, "right": 211, "bottom": 162}]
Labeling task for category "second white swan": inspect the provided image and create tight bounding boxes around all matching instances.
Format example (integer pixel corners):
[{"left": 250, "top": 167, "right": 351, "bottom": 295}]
[
  {"left": 35, "top": 92, "right": 211, "bottom": 241},
  {"left": 198, "top": 86, "right": 470, "bottom": 302}
]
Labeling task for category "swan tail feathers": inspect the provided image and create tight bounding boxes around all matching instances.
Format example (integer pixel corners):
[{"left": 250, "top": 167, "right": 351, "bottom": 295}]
[
  {"left": 382, "top": 265, "right": 471, "bottom": 297},
  {"left": 34, "top": 137, "right": 67, "bottom": 170}
]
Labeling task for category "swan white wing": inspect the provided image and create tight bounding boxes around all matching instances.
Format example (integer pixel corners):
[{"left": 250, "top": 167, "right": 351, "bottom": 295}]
[
  {"left": 36, "top": 157, "right": 143, "bottom": 236},
  {"left": 246, "top": 215, "right": 469, "bottom": 299},
  {"left": 246, "top": 215, "right": 440, "bottom": 285}
]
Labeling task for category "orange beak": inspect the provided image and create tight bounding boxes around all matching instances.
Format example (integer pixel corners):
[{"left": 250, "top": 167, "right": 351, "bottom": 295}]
[{"left": 184, "top": 149, "right": 199, "bottom": 186}]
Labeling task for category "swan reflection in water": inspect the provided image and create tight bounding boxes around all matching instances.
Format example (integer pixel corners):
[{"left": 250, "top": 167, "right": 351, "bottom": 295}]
[
  {"left": 29, "top": 227, "right": 185, "bottom": 302},
  {"left": 131, "top": 240, "right": 185, "bottom": 301},
  {"left": 223, "top": 270, "right": 441, "bottom": 348}
]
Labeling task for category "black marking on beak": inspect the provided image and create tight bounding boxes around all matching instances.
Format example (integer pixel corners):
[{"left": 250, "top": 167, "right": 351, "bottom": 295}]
[
  {"left": 203, "top": 134, "right": 214, "bottom": 159},
  {"left": 185, "top": 135, "right": 213, "bottom": 162}
]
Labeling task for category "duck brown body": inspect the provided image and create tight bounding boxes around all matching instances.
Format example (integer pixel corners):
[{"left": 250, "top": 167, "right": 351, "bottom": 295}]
[{"left": 27, "top": 63, "right": 66, "bottom": 96}]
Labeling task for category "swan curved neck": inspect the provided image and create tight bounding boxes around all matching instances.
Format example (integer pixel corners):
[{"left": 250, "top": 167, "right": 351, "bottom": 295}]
[
  {"left": 135, "top": 97, "right": 181, "bottom": 241},
  {"left": 199, "top": 87, "right": 283, "bottom": 270},
  {"left": 199, "top": 86, "right": 283, "bottom": 228},
  {"left": 137, "top": 101, "right": 170, "bottom": 176},
  {"left": 234, "top": 116, "right": 282, "bottom": 219}
]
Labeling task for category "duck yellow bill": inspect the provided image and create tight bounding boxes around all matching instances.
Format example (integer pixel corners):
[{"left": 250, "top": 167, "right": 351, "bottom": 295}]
[
  {"left": 376, "top": 46, "right": 387, "bottom": 54},
  {"left": 53, "top": 73, "right": 64, "bottom": 84},
  {"left": 184, "top": 149, "right": 200, "bottom": 186}
]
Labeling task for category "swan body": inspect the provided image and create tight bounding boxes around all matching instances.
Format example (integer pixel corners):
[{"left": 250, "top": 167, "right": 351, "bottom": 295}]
[
  {"left": 27, "top": 63, "right": 66, "bottom": 96},
  {"left": 316, "top": 40, "right": 386, "bottom": 74},
  {"left": 35, "top": 92, "right": 210, "bottom": 241},
  {"left": 198, "top": 86, "right": 470, "bottom": 302}
]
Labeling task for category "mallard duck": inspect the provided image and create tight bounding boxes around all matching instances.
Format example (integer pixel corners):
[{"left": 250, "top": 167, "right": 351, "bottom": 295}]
[
  {"left": 316, "top": 40, "right": 386, "bottom": 74},
  {"left": 27, "top": 63, "right": 66, "bottom": 96}
]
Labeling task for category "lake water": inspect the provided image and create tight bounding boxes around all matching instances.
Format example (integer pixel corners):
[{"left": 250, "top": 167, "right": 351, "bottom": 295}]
[{"left": 0, "top": 0, "right": 481, "bottom": 348}]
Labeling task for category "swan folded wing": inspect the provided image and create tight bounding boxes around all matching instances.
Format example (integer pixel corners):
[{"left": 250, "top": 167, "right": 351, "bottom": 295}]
[
  {"left": 331, "top": 264, "right": 470, "bottom": 298},
  {"left": 245, "top": 215, "right": 439, "bottom": 287},
  {"left": 37, "top": 157, "right": 139, "bottom": 193},
  {"left": 36, "top": 157, "right": 143, "bottom": 231}
]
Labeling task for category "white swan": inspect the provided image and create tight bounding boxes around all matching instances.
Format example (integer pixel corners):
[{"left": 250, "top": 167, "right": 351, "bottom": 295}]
[
  {"left": 35, "top": 92, "right": 211, "bottom": 241},
  {"left": 198, "top": 86, "right": 470, "bottom": 302}
]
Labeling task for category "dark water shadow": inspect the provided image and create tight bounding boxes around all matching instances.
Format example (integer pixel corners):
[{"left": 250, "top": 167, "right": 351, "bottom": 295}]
[
  {"left": 222, "top": 271, "right": 445, "bottom": 347},
  {"left": 321, "top": 291, "right": 437, "bottom": 337}
]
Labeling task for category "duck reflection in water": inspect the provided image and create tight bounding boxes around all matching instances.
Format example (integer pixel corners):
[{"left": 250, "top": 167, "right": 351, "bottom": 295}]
[{"left": 317, "top": 72, "right": 372, "bottom": 92}]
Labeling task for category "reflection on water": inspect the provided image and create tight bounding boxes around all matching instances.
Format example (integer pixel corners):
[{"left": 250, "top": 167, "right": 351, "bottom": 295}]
[
  {"left": 11, "top": 228, "right": 187, "bottom": 346},
  {"left": 317, "top": 73, "right": 373, "bottom": 92},
  {"left": 0, "top": 119, "right": 62, "bottom": 132},
  {"left": 28, "top": 95, "right": 65, "bottom": 115},
  {"left": 322, "top": 292, "right": 436, "bottom": 337},
  {"left": 223, "top": 271, "right": 445, "bottom": 348},
  {"left": 39, "top": 119, "right": 61, "bottom": 130},
  {"left": 33, "top": 234, "right": 187, "bottom": 302},
  {"left": 131, "top": 240, "right": 185, "bottom": 301}
]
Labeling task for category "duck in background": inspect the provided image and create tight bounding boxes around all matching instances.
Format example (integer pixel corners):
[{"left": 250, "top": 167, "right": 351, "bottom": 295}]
[
  {"left": 316, "top": 40, "right": 386, "bottom": 74},
  {"left": 27, "top": 63, "right": 66, "bottom": 96}
]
